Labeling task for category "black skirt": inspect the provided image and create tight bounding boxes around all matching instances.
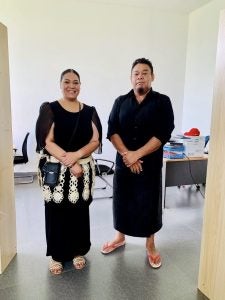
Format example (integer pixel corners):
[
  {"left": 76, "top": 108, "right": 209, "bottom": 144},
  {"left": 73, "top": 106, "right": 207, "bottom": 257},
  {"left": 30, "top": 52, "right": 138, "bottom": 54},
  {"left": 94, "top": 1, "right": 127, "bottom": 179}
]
[
  {"left": 113, "top": 167, "right": 162, "bottom": 237},
  {"left": 45, "top": 170, "right": 92, "bottom": 262}
]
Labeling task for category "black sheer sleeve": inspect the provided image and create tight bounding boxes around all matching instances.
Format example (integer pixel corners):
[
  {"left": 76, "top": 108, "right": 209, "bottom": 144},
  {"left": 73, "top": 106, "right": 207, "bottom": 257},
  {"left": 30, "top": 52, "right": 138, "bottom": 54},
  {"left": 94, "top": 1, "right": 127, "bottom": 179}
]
[
  {"left": 92, "top": 106, "right": 102, "bottom": 154},
  {"left": 35, "top": 102, "right": 54, "bottom": 153}
]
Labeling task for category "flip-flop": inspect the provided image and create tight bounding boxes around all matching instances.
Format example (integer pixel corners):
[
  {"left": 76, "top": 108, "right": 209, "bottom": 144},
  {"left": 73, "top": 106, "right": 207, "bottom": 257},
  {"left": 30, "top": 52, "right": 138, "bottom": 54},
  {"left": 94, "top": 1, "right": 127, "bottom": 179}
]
[
  {"left": 49, "top": 258, "right": 63, "bottom": 275},
  {"left": 101, "top": 240, "right": 126, "bottom": 254},
  {"left": 147, "top": 252, "right": 162, "bottom": 269},
  {"left": 73, "top": 256, "right": 86, "bottom": 270}
]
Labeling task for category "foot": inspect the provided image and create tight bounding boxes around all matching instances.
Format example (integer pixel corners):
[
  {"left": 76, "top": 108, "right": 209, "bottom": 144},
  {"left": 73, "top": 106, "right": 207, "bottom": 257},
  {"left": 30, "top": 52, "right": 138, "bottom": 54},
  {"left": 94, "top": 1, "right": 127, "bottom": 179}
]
[
  {"left": 73, "top": 256, "right": 86, "bottom": 270},
  {"left": 101, "top": 239, "right": 126, "bottom": 254},
  {"left": 147, "top": 250, "right": 162, "bottom": 269},
  {"left": 49, "top": 258, "right": 63, "bottom": 275}
]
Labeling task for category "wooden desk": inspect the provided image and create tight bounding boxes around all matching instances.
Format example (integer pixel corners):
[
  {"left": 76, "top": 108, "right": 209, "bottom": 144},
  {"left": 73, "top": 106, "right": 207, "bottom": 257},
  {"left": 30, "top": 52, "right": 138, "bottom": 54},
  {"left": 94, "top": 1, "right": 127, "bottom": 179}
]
[{"left": 162, "top": 155, "right": 208, "bottom": 208}]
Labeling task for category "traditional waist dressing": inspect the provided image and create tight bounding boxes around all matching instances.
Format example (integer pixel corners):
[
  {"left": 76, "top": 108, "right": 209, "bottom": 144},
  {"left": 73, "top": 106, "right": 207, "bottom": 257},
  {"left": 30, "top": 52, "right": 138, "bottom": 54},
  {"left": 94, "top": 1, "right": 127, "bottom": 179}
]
[{"left": 38, "top": 155, "right": 95, "bottom": 204}]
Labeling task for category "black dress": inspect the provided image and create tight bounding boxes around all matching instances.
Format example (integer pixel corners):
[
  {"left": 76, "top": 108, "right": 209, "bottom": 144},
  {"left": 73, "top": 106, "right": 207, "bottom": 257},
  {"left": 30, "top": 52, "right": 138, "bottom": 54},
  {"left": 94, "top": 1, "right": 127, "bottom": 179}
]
[
  {"left": 36, "top": 101, "right": 102, "bottom": 262},
  {"left": 107, "top": 89, "right": 174, "bottom": 237}
]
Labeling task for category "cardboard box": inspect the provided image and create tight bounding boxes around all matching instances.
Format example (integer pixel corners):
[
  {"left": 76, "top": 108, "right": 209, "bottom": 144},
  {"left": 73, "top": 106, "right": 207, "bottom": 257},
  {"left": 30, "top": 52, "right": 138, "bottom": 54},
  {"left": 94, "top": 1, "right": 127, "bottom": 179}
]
[{"left": 183, "top": 136, "right": 205, "bottom": 157}]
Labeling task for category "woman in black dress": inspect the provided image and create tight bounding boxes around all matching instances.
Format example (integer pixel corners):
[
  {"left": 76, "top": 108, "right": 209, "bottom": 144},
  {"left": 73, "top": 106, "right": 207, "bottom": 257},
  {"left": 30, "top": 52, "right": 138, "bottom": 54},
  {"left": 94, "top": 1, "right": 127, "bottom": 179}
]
[{"left": 36, "top": 69, "right": 102, "bottom": 274}]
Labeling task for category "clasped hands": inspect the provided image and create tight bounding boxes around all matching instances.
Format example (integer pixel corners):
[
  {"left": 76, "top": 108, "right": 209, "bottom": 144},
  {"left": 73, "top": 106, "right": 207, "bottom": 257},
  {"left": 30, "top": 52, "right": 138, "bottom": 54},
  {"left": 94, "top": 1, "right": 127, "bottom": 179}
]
[
  {"left": 60, "top": 151, "right": 83, "bottom": 178},
  {"left": 122, "top": 151, "right": 143, "bottom": 174}
]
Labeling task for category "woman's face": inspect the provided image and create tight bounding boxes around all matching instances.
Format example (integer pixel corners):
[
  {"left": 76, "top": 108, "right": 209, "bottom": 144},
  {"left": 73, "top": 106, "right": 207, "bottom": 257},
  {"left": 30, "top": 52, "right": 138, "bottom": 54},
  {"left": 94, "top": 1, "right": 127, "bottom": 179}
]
[{"left": 60, "top": 72, "right": 81, "bottom": 100}]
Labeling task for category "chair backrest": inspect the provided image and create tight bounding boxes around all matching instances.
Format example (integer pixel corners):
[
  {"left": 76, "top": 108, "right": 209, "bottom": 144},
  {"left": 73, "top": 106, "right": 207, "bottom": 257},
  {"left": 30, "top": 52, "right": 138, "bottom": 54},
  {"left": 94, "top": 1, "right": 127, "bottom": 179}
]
[
  {"left": 204, "top": 135, "right": 210, "bottom": 147},
  {"left": 21, "top": 132, "right": 30, "bottom": 163},
  {"left": 204, "top": 135, "right": 210, "bottom": 154}
]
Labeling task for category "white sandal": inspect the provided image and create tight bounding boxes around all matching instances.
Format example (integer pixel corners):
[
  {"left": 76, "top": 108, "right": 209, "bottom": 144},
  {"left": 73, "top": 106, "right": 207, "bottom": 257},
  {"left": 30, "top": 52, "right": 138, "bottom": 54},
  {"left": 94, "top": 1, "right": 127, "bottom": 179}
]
[
  {"left": 49, "top": 258, "right": 63, "bottom": 275},
  {"left": 73, "top": 256, "right": 86, "bottom": 270}
]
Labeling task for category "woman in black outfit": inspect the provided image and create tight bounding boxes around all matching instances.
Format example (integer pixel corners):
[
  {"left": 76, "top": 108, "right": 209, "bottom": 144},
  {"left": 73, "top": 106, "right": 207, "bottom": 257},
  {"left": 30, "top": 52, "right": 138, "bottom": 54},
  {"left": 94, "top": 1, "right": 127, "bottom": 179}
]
[{"left": 36, "top": 69, "right": 102, "bottom": 274}]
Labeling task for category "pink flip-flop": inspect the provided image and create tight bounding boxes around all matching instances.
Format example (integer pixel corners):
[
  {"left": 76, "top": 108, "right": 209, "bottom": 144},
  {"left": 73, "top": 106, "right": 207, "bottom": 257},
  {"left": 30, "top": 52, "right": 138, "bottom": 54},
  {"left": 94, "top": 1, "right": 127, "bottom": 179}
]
[
  {"left": 147, "top": 252, "right": 162, "bottom": 269},
  {"left": 101, "top": 240, "right": 126, "bottom": 254}
]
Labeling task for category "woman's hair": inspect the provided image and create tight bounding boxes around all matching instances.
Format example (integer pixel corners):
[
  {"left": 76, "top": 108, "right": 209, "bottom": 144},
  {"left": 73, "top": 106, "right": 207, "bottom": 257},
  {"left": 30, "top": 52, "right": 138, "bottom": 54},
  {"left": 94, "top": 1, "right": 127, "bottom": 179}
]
[
  {"left": 60, "top": 69, "right": 80, "bottom": 82},
  {"left": 131, "top": 58, "right": 154, "bottom": 74}
]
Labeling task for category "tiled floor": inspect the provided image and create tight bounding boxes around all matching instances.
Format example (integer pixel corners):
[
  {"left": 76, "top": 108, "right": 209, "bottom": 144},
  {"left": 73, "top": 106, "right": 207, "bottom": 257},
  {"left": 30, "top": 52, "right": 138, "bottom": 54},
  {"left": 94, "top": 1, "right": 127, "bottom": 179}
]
[{"left": 0, "top": 176, "right": 208, "bottom": 300}]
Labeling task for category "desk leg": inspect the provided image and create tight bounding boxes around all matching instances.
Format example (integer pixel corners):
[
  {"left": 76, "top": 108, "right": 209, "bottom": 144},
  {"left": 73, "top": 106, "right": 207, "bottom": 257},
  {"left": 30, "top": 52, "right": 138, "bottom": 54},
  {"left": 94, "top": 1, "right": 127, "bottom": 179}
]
[
  {"left": 162, "top": 161, "right": 167, "bottom": 209},
  {"left": 164, "top": 187, "right": 167, "bottom": 209}
]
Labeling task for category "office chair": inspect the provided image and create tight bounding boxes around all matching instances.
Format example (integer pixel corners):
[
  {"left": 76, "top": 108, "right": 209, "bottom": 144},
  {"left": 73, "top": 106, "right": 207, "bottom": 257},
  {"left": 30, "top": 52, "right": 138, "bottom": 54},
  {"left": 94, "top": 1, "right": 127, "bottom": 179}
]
[
  {"left": 14, "top": 132, "right": 34, "bottom": 183},
  {"left": 14, "top": 132, "right": 29, "bottom": 164},
  {"left": 204, "top": 135, "right": 210, "bottom": 154},
  {"left": 94, "top": 159, "right": 114, "bottom": 199}
]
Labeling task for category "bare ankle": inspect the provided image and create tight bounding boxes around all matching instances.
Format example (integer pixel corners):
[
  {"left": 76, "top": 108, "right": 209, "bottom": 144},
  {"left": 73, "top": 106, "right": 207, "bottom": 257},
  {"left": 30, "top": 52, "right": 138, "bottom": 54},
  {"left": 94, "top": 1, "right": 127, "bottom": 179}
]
[
  {"left": 115, "top": 232, "right": 125, "bottom": 242},
  {"left": 146, "top": 235, "right": 156, "bottom": 252}
]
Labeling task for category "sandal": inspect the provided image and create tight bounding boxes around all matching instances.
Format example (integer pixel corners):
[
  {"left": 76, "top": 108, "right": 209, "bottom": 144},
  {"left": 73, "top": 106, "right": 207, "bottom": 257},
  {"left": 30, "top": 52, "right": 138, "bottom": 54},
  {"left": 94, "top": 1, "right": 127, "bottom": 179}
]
[
  {"left": 147, "top": 252, "right": 162, "bottom": 269},
  {"left": 101, "top": 240, "right": 126, "bottom": 254},
  {"left": 49, "top": 258, "right": 63, "bottom": 275},
  {"left": 73, "top": 256, "right": 86, "bottom": 270}
]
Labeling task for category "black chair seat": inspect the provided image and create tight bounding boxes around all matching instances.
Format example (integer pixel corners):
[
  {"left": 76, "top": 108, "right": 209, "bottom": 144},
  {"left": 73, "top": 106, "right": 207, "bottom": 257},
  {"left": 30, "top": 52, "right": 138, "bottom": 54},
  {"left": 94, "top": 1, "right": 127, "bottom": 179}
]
[{"left": 14, "top": 155, "right": 28, "bottom": 164}]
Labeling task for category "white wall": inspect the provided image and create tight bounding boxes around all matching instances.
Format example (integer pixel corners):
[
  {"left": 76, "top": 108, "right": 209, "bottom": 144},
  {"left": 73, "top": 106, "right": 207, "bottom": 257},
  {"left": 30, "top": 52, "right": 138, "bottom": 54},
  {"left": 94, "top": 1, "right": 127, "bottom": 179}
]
[
  {"left": 0, "top": 0, "right": 189, "bottom": 168},
  {"left": 182, "top": 0, "right": 225, "bottom": 136}
]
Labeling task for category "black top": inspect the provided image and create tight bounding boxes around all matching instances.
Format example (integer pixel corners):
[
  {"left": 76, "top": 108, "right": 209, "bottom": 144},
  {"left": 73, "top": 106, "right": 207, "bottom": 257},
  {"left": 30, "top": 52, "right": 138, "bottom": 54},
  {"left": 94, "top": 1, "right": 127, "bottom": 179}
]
[
  {"left": 107, "top": 89, "right": 174, "bottom": 169},
  {"left": 36, "top": 101, "right": 102, "bottom": 153}
]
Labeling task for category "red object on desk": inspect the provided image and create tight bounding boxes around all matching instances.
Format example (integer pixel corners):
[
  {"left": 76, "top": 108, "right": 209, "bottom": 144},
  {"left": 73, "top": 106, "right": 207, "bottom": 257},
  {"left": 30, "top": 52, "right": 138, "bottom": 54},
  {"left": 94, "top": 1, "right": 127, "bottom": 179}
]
[{"left": 184, "top": 128, "right": 200, "bottom": 136}]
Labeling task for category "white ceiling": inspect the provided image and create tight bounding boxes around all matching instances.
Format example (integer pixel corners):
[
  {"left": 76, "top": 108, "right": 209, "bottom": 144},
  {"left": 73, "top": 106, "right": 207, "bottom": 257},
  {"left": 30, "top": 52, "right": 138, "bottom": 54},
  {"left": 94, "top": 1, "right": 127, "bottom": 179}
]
[{"left": 84, "top": 0, "right": 213, "bottom": 13}]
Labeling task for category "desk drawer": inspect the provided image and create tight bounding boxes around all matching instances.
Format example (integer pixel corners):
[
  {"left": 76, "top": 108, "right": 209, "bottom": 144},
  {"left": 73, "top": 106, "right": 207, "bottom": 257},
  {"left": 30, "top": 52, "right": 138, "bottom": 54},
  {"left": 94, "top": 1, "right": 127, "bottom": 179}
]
[{"left": 165, "top": 160, "right": 208, "bottom": 187}]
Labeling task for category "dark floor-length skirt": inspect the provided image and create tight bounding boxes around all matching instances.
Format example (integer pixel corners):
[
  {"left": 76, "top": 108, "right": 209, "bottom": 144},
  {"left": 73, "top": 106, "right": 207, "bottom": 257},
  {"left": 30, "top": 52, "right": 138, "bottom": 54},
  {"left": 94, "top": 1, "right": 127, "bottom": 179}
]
[
  {"left": 113, "top": 167, "right": 162, "bottom": 237},
  {"left": 45, "top": 172, "right": 92, "bottom": 262}
]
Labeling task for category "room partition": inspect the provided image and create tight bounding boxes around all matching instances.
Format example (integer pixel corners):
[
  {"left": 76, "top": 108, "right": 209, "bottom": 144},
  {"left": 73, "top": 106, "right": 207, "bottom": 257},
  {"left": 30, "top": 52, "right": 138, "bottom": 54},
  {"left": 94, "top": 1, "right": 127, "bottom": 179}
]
[
  {"left": 0, "top": 22, "right": 17, "bottom": 274},
  {"left": 198, "top": 10, "right": 225, "bottom": 300}
]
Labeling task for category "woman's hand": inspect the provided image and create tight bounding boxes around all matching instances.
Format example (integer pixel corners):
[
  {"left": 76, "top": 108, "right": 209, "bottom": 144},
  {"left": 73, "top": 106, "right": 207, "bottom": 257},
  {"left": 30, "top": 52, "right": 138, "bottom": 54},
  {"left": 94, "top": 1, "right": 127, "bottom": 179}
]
[
  {"left": 60, "top": 151, "right": 80, "bottom": 168},
  {"left": 70, "top": 163, "right": 83, "bottom": 178}
]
